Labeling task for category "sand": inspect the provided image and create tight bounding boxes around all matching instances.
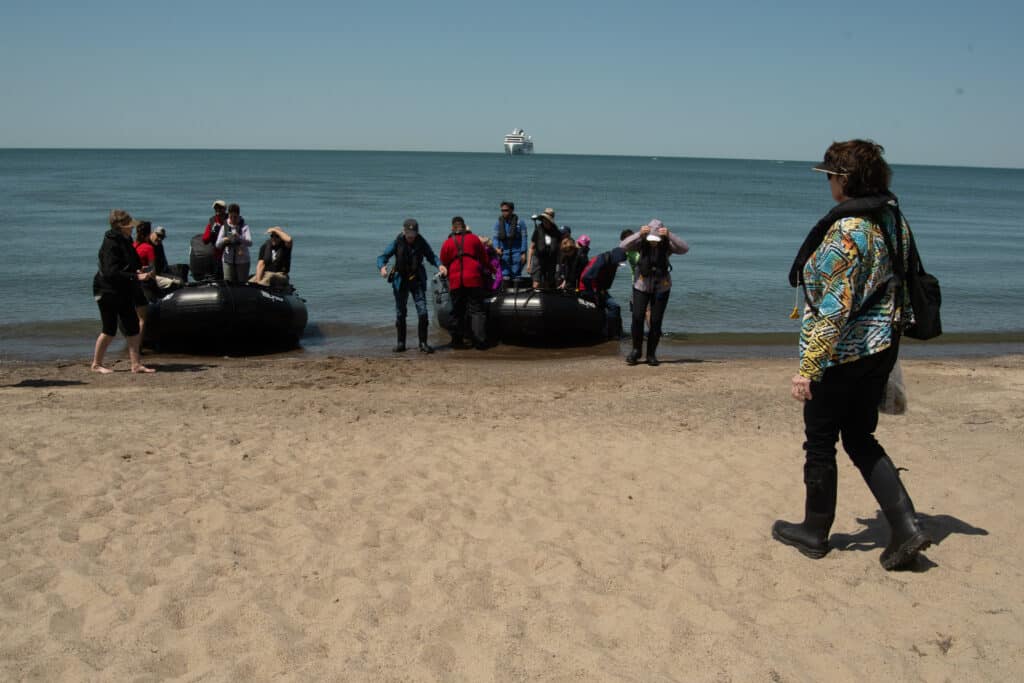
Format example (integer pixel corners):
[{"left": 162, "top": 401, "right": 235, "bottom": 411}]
[{"left": 1, "top": 351, "right": 1022, "bottom": 681}]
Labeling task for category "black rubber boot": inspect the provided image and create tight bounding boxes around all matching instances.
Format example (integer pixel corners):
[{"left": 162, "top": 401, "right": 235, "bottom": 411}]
[
  {"left": 626, "top": 348, "right": 641, "bottom": 366},
  {"left": 646, "top": 332, "right": 661, "bottom": 366},
  {"left": 864, "top": 456, "right": 932, "bottom": 570},
  {"left": 772, "top": 471, "right": 836, "bottom": 559},
  {"left": 393, "top": 320, "right": 406, "bottom": 353},
  {"left": 772, "top": 512, "right": 834, "bottom": 559},
  {"left": 417, "top": 315, "right": 433, "bottom": 354}
]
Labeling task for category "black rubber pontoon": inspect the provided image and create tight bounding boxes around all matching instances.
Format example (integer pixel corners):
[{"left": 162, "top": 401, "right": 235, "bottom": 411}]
[{"left": 144, "top": 281, "right": 307, "bottom": 351}]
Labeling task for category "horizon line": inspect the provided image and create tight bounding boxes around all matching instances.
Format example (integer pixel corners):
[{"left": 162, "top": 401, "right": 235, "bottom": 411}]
[{"left": 0, "top": 147, "right": 1020, "bottom": 171}]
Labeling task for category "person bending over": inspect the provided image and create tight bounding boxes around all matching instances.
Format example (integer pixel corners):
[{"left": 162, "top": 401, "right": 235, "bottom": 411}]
[{"left": 377, "top": 218, "right": 442, "bottom": 353}]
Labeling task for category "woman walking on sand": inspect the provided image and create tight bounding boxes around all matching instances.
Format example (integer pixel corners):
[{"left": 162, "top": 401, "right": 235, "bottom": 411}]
[
  {"left": 91, "top": 210, "right": 155, "bottom": 374},
  {"left": 773, "top": 139, "right": 930, "bottom": 570}
]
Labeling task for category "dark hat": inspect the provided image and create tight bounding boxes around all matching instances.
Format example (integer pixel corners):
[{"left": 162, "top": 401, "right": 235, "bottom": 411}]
[{"left": 402, "top": 218, "right": 419, "bottom": 231}]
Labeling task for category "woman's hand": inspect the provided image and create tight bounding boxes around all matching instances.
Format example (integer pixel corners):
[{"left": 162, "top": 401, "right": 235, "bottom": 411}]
[
  {"left": 438, "top": 265, "right": 448, "bottom": 277},
  {"left": 639, "top": 225, "right": 651, "bottom": 237},
  {"left": 380, "top": 266, "right": 388, "bottom": 278},
  {"left": 791, "top": 375, "right": 813, "bottom": 402}
]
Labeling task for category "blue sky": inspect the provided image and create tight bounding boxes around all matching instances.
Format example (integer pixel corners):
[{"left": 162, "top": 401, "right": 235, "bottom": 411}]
[{"left": 1, "top": 0, "right": 1020, "bottom": 167}]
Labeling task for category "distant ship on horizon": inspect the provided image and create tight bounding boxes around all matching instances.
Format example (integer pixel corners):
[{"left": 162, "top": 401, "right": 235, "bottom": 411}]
[{"left": 503, "top": 128, "right": 534, "bottom": 155}]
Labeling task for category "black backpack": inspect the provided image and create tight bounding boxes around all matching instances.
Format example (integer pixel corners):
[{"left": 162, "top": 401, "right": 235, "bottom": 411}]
[{"left": 882, "top": 210, "right": 942, "bottom": 340}]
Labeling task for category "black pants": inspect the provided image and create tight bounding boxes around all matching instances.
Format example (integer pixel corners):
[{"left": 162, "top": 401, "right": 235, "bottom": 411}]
[
  {"left": 630, "top": 289, "right": 670, "bottom": 350},
  {"left": 97, "top": 292, "right": 140, "bottom": 337},
  {"left": 450, "top": 286, "right": 485, "bottom": 344},
  {"left": 802, "top": 344, "right": 899, "bottom": 497}
]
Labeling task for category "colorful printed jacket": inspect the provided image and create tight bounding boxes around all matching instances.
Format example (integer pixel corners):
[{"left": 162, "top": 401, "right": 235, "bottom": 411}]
[{"left": 799, "top": 213, "right": 911, "bottom": 381}]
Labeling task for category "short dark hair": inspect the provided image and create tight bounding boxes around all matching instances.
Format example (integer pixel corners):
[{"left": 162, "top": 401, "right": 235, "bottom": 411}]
[
  {"left": 451, "top": 216, "right": 465, "bottom": 227},
  {"left": 822, "top": 139, "right": 892, "bottom": 197},
  {"left": 619, "top": 228, "right": 634, "bottom": 240},
  {"left": 228, "top": 203, "right": 241, "bottom": 215},
  {"left": 500, "top": 201, "right": 514, "bottom": 211},
  {"left": 135, "top": 221, "right": 152, "bottom": 241}
]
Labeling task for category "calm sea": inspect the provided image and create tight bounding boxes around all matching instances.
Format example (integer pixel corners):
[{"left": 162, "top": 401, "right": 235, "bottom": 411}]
[{"left": 1, "top": 149, "right": 1022, "bottom": 361}]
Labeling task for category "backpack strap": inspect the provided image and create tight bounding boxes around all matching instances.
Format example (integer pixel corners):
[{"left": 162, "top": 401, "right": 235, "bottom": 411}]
[{"left": 801, "top": 208, "right": 903, "bottom": 325}]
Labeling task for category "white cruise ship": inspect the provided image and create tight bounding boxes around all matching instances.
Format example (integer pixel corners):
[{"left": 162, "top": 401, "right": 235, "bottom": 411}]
[{"left": 503, "top": 128, "right": 534, "bottom": 155}]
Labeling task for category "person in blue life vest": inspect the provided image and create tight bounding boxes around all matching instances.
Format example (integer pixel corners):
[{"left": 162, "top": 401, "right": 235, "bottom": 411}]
[
  {"left": 377, "top": 218, "right": 443, "bottom": 353},
  {"left": 492, "top": 201, "right": 528, "bottom": 279},
  {"left": 579, "top": 246, "right": 627, "bottom": 338}
]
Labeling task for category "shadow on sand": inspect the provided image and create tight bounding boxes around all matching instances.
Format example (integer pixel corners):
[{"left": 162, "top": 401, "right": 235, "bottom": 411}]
[
  {"left": 830, "top": 512, "right": 988, "bottom": 572},
  {"left": 5, "top": 379, "right": 87, "bottom": 388}
]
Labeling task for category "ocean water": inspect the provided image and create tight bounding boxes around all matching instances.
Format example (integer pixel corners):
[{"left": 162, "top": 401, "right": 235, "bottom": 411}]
[{"left": 0, "top": 149, "right": 1022, "bottom": 361}]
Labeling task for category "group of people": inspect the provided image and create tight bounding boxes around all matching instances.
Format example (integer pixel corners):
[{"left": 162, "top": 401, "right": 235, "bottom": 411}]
[
  {"left": 376, "top": 203, "right": 691, "bottom": 364},
  {"left": 201, "top": 200, "right": 293, "bottom": 287},
  {"left": 91, "top": 200, "right": 296, "bottom": 375}
]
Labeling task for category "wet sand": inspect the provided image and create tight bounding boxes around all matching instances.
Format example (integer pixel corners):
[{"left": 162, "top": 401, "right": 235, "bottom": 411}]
[{"left": 1, "top": 352, "right": 1021, "bottom": 681}]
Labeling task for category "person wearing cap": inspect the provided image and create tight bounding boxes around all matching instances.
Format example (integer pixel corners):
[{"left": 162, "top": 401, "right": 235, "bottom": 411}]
[
  {"left": 492, "top": 201, "right": 528, "bottom": 280},
  {"left": 619, "top": 219, "right": 689, "bottom": 366},
  {"left": 579, "top": 246, "right": 628, "bottom": 338},
  {"left": 439, "top": 216, "right": 488, "bottom": 349},
  {"left": 773, "top": 139, "right": 931, "bottom": 571},
  {"left": 251, "top": 226, "right": 294, "bottom": 289},
  {"left": 526, "top": 208, "right": 562, "bottom": 289},
  {"left": 90, "top": 210, "right": 156, "bottom": 374},
  {"left": 377, "top": 219, "right": 442, "bottom": 353},
  {"left": 151, "top": 225, "right": 169, "bottom": 275},
  {"left": 202, "top": 200, "right": 229, "bottom": 279},
  {"left": 215, "top": 203, "right": 253, "bottom": 283}
]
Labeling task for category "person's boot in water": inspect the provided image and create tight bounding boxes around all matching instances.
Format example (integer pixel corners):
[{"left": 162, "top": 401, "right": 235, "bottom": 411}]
[
  {"left": 417, "top": 314, "right": 433, "bottom": 353},
  {"left": 393, "top": 320, "right": 406, "bottom": 353}
]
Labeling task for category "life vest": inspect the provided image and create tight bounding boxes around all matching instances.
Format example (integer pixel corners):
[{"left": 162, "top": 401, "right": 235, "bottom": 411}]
[
  {"left": 638, "top": 240, "right": 670, "bottom": 278},
  {"left": 532, "top": 224, "right": 560, "bottom": 258},
  {"left": 496, "top": 214, "right": 521, "bottom": 243},
  {"left": 394, "top": 233, "right": 425, "bottom": 279}
]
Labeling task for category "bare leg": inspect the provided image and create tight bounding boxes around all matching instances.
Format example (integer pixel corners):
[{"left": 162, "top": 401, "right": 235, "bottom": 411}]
[
  {"left": 127, "top": 335, "right": 155, "bottom": 373},
  {"left": 91, "top": 333, "right": 115, "bottom": 374},
  {"left": 136, "top": 306, "right": 147, "bottom": 347}
]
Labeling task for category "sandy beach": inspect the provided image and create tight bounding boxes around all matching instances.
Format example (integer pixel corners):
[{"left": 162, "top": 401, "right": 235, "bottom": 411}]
[{"left": 1, "top": 350, "right": 1021, "bottom": 681}]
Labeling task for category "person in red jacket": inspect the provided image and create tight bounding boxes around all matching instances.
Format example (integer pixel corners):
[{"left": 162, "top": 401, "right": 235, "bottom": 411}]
[{"left": 439, "top": 216, "right": 488, "bottom": 349}]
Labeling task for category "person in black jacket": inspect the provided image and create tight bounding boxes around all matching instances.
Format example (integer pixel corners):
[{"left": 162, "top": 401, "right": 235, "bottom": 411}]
[{"left": 91, "top": 209, "right": 156, "bottom": 374}]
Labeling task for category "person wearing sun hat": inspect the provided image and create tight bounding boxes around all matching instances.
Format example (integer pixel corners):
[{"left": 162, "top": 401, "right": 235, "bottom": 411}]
[
  {"left": 90, "top": 209, "right": 156, "bottom": 374},
  {"left": 526, "top": 208, "right": 562, "bottom": 289},
  {"left": 618, "top": 218, "right": 689, "bottom": 366}
]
